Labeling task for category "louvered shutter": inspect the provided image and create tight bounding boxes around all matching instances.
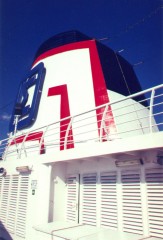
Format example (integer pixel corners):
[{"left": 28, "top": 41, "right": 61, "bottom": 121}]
[
  {"left": 0, "top": 176, "right": 2, "bottom": 194},
  {"left": 0, "top": 176, "right": 5, "bottom": 228},
  {"left": 0, "top": 174, "right": 29, "bottom": 239},
  {"left": 16, "top": 175, "right": 29, "bottom": 238},
  {"left": 0, "top": 176, "right": 3, "bottom": 213},
  {"left": 100, "top": 171, "right": 117, "bottom": 229},
  {"left": 121, "top": 170, "right": 143, "bottom": 235},
  {"left": 7, "top": 175, "right": 19, "bottom": 233},
  {"left": 0, "top": 175, "right": 10, "bottom": 227},
  {"left": 82, "top": 173, "right": 97, "bottom": 226},
  {"left": 146, "top": 168, "right": 163, "bottom": 239},
  {"left": 66, "top": 175, "right": 79, "bottom": 223}
]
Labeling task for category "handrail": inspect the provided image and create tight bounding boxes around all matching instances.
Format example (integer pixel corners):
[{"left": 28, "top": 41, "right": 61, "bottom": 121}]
[
  {"left": 4, "top": 84, "right": 163, "bottom": 140},
  {"left": 0, "top": 84, "right": 162, "bottom": 160}
]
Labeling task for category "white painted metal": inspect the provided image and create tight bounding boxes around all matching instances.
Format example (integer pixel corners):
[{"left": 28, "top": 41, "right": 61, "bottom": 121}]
[
  {"left": 0, "top": 174, "right": 30, "bottom": 239},
  {"left": 121, "top": 170, "right": 143, "bottom": 235},
  {"left": 33, "top": 221, "right": 144, "bottom": 240},
  {"left": 16, "top": 175, "right": 29, "bottom": 238},
  {"left": 7, "top": 175, "right": 19, "bottom": 234},
  {"left": 0, "top": 84, "right": 162, "bottom": 160},
  {"left": 1, "top": 157, "right": 163, "bottom": 239},
  {"left": 82, "top": 173, "right": 97, "bottom": 226},
  {"left": 63, "top": 167, "right": 162, "bottom": 238},
  {"left": 0, "top": 84, "right": 163, "bottom": 240},
  {"left": 100, "top": 171, "right": 117, "bottom": 229},
  {"left": 0, "top": 175, "right": 10, "bottom": 227},
  {"left": 0, "top": 176, "right": 2, "bottom": 207},
  {"left": 146, "top": 168, "right": 163, "bottom": 239},
  {"left": 149, "top": 89, "right": 155, "bottom": 133},
  {"left": 66, "top": 174, "right": 79, "bottom": 223}
]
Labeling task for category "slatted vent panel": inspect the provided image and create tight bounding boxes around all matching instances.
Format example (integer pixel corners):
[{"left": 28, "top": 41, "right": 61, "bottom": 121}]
[
  {"left": 100, "top": 171, "right": 117, "bottom": 229},
  {"left": 0, "top": 176, "right": 2, "bottom": 194},
  {"left": 7, "top": 175, "right": 19, "bottom": 233},
  {"left": 0, "top": 175, "right": 10, "bottom": 228},
  {"left": 0, "top": 174, "right": 29, "bottom": 238},
  {"left": 16, "top": 175, "right": 29, "bottom": 238},
  {"left": 0, "top": 176, "right": 2, "bottom": 203},
  {"left": 121, "top": 170, "right": 143, "bottom": 235},
  {"left": 0, "top": 176, "right": 4, "bottom": 228},
  {"left": 66, "top": 175, "right": 78, "bottom": 223},
  {"left": 82, "top": 173, "right": 97, "bottom": 226},
  {"left": 146, "top": 168, "right": 163, "bottom": 239}
]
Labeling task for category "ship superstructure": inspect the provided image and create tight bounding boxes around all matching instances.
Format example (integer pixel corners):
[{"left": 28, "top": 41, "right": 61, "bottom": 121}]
[{"left": 0, "top": 31, "right": 163, "bottom": 240}]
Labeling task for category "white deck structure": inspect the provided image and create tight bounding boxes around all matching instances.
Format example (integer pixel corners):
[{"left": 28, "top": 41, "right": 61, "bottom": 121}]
[{"left": 0, "top": 84, "right": 163, "bottom": 240}]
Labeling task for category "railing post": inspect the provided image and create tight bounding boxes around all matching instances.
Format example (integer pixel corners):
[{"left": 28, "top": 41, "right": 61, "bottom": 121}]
[
  {"left": 99, "top": 105, "right": 109, "bottom": 142},
  {"left": 19, "top": 132, "right": 29, "bottom": 158},
  {"left": 39, "top": 125, "right": 49, "bottom": 154},
  {"left": 64, "top": 117, "right": 73, "bottom": 150},
  {"left": 2, "top": 135, "right": 18, "bottom": 160},
  {"left": 2, "top": 138, "right": 10, "bottom": 161},
  {"left": 149, "top": 89, "right": 155, "bottom": 133}
]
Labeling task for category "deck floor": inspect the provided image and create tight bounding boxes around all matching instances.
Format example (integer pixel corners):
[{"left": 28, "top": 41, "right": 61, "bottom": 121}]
[{"left": 34, "top": 221, "right": 160, "bottom": 240}]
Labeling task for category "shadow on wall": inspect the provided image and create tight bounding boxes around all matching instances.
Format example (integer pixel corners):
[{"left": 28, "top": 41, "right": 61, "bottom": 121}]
[{"left": 0, "top": 221, "right": 13, "bottom": 240}]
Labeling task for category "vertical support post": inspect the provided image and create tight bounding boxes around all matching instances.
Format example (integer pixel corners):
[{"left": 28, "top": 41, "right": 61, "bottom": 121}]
[
  {"left": 99, "top": 104, "right": 109, "bottom": 142},
  {"left": 19, "top": 132, "right": 29, "bottom": 158},
  {"left": 64, "top": 117, "right": 74, "bottom": 150},
  {"left": 39, "top": 125, "right": 49, "bottom": 154},
  {"left": 149, "top": 89, "right": 155, "bottom": 133}
]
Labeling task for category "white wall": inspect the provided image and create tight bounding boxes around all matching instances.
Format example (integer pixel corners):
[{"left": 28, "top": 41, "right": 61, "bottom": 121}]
[
  {"left": 26, "top": 164, "right": 51, "bottom": 239},
  {"left": 50, "top": 162, "right": 67, "bottom": 222}
]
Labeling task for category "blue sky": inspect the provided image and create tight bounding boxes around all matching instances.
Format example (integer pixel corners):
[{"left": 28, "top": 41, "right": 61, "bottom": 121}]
[{"left": 0, "top": 0, "right": 162, "bottom": 139}]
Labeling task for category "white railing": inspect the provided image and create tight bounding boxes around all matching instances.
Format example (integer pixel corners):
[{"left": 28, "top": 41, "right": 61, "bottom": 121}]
[{"left": 0, "top": 84, "right": 163, "bottom": 160}]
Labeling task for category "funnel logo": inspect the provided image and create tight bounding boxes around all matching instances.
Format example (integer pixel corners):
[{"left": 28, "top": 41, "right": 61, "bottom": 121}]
[{"left": 9, "top": 62, "right": 46, "bottom": 132}]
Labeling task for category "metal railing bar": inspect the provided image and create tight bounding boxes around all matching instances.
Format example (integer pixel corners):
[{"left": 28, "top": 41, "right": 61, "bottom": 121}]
[
  {"left": 154, "top": 92, "right": 163, "bottom": 98},
  {"left": 111, "top": 106, "right": 150, "bottom": 119},
  {"left": 2, "top": 85, "right": 163, "bottom": 146},
  {"left": 153, "top": 111, "right": 163, "bottom": 117},
  {"left": 108, "top": 125, "right": 150, "bottom": 136},
  {"left": 149, "top": 89, "right": 155, "bottom": 133},
  {"left": 152, "top": 101, "right": 163, "bottom": 108},
  {"left": 71, "top": 120, "right": 100, "bottom": 131},
  {"left": 109, "top": 99, "right": 149, "bottom": 112},
  {"left": 113, "top": 115, "right": 149, "bottom": 127},
  {"left": 4, "top": 85, "right": 162, "bottom": 143},
  {"left": 1, "top": 85, "right": 163, "bottom": 159}
]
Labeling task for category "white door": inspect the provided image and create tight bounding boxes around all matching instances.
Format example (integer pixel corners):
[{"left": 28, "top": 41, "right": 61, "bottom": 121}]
[
  {"left": 146, "top": 168, "right": 163, "bottom": 239},
  {"left": 81, "top": 173, "right": 97, "bottom": 226},
  {"left": 0, "top": 174, "right": 29, "bottom": 239},
  {"left": 66, "top": 174, "right": 79, "bottom": 223}
]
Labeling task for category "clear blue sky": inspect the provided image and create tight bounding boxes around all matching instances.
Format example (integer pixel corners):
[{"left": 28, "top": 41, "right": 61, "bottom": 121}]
[{"left": 0, "top": 0, "right": 162, "bottom": 139}]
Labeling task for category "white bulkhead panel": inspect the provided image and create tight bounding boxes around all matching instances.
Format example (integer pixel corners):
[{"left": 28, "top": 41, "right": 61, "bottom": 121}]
[
  {"left": 81, "top": 173, "right": 97, "bottom": 226},
  {"left": 121, "top": 170, "right": 143, "bottom": 235},
  {"left": 34, "top": 49, "right": 96, "bottom": 127},
  {"left": 66, "top": 174, "right": 79, "bottom": 223},
  {"left": 146, "top": 168, "right": 163, "bottom": 239},
  {"left": 1, "top": 30, "right": 162, "bottom": 240},
  {"left": 64, "top": 159, "right": 163, "bottom": 238},
  {"left": 100, "top": 171, "right": 118, "bottom": 229},
  {"left": 0, "top": 174, "right": 30, "bottom": 239}
]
